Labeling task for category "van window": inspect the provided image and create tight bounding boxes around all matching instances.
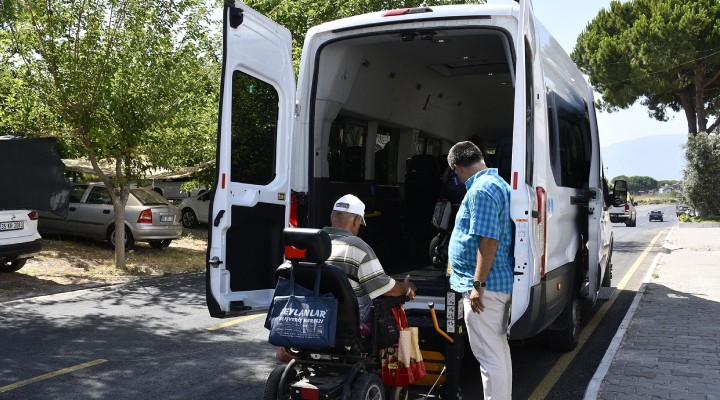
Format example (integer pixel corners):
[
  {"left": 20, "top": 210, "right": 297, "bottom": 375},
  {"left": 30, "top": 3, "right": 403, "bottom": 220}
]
[
  {"left": 229, "top": 70, "right": 279, "bottom": 185},
  {"left": 548, "top": 95, "right": 591, "bottom": 189},
  {"left": 375, "top": 125, "right": 399, "bottom": 185},
  {"left": 524, "top": 38, "right": 534, "bottom": 185},
  {"left": 328, "top": 116, "right": 367, "bottom": 182},
  {"left": 415, "top": 135, "right": 441, "bottom": 157}
]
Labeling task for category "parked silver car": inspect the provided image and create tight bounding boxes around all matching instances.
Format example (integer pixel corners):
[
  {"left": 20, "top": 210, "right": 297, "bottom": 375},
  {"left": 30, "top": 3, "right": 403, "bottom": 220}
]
[{"left": 38, "top": 183, "right": 182, "bottom": 249}]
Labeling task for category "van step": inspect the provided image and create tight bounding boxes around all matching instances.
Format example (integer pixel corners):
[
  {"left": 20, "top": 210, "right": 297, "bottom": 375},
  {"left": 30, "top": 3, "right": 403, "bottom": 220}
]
[{"left": 597, "top": 287, "right": 616, "bottom": 301}]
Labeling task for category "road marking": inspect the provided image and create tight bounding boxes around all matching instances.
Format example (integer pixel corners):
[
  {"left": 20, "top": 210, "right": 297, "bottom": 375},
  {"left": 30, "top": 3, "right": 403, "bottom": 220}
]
[
  {"left": 206, "top": 313, "right": 265, "bottom": 330},
  {"left": 529, "top": 230, "right": 665, "bottom": 400},
  {"left": 0, "top": 359, "right": 108, "bottom": 394}
]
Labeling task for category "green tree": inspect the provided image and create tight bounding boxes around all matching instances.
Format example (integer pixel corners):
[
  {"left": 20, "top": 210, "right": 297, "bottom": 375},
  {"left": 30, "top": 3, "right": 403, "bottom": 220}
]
[
  {"left": 572, "top": 0, "right": 720, "bottom": 135},
  {"left": 683, "top": 134, "right": 720, "bottom": 216},
  {"left": 0, "top": 0, "right": 219, "bottom": 267}
]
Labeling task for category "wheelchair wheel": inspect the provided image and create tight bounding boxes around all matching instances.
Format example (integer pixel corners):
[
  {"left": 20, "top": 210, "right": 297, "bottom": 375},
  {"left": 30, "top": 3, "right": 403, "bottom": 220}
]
[
  {"left": 352, "top": 372, "right": 384, "bottom": 400},
  {"left": 263, "top": 364, "right": 294, "bottom": 400},
  {"left": 386, "top": 386, "right": 408, "bottom": 400}
]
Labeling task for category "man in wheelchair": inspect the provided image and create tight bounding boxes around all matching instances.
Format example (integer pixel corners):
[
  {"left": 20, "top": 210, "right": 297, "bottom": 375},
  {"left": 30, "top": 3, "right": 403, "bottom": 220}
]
[{"left": 264, "top": 195, "right": 416, "bottom": 400}]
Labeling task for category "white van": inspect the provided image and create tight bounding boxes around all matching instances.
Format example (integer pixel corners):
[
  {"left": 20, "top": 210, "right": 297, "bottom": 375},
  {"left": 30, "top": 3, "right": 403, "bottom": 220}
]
[{"left": 207, "top": 0, "right": 620, "bottom": 351}]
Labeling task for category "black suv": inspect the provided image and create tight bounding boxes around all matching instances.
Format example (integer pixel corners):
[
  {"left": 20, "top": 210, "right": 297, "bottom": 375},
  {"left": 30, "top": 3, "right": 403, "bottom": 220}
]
[{"left": 649, "top": 210, "right": 664, "bottom": 222}]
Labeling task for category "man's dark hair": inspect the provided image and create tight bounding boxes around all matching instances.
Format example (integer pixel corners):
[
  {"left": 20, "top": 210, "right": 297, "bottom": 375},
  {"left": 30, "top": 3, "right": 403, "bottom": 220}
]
[{"left": 447, "top": 141, "right": 484, "bottom": 170}]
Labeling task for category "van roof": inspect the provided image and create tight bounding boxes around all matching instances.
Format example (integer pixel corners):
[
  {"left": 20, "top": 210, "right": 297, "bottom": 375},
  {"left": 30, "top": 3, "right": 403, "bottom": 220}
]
[{"left": 312, "top": 3, "right": 520, "bottom": 34}]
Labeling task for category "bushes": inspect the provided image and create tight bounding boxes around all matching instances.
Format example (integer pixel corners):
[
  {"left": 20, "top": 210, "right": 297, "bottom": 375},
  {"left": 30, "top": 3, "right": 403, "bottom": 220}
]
[{"left": 683, "top": 133, "right": 720, "bottom": 217}]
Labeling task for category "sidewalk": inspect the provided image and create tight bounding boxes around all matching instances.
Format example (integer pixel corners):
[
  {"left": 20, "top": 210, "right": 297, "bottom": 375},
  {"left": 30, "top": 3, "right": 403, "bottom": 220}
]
[{"left": 589, "top": 226, "right": 720, "bottom": 400}]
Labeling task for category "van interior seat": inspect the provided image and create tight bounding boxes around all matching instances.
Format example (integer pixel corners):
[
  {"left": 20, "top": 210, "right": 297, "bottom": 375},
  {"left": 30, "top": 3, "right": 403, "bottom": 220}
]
[{"left": 495, "top": 137, "right": 513, "bottom": 184}]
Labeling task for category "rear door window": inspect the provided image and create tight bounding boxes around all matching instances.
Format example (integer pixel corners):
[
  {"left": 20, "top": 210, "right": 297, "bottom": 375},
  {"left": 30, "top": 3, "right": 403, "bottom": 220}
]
[{"left": 229, "top": 71, "right": 279, "bottom": 186}]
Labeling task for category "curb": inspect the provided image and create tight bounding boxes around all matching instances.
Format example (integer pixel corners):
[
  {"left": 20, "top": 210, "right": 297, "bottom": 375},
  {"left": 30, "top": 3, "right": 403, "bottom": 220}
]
[{"left": 582, "top": 226, "right": 675, "bottom": 400}]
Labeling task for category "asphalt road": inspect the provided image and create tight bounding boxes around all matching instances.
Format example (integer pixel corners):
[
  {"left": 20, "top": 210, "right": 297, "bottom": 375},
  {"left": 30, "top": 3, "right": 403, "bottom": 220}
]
[{"left": 0, "top": 204, "right": 677, "bottom": 399}]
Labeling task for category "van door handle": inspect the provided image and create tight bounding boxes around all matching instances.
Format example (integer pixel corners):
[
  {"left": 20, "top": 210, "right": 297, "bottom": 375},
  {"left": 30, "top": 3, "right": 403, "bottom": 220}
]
[
  {"left": 69, "top": 207, "right": 76, "bottom": 212},
  {"left": 213, "top": 210, "right": 225, "bottom": 227},
  {"left": 103, "top": 210, "right": 111, "bottom": 214},
  {"left": 208, "top": 256, "right": 223, "bottom": 268}
]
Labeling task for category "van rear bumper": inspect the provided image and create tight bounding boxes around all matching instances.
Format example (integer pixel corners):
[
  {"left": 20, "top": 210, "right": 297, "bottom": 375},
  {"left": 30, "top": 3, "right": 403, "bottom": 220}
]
[{"left": 509, "top": 261, "right": 576, "bottom": 340}]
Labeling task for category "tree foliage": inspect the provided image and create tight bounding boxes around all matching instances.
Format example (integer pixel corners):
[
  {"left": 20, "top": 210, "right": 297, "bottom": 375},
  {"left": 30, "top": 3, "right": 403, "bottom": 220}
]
[
  {"left": 0, "top": 0, "right": 220, "bottom": 267},
  {"left": 611, "top": 175, "right": 659, "bottom": 192},
  {"left": 572, "top": 0, "right": 720, "bottom": 135},
  {"left": 682, "top": 133, "right": 720, "bottom": 216}
]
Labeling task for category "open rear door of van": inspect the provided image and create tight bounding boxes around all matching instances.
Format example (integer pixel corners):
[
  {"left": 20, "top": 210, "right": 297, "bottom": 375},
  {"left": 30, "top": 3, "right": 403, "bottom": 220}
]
[
  {"left": 586, "top": 87, "right": 603, "bottom": 304},
  {"left": 207, "top": 2, "right": 295, "bottom": 318}
]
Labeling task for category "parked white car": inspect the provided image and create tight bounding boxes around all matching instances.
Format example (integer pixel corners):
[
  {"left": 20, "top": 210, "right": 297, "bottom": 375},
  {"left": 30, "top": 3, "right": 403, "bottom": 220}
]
[
  {"left": 179, "top": 190, "right": 210, "bottom": 228},
  {"left": 0, "top": 209, "right": 42, "bottom": 272}
]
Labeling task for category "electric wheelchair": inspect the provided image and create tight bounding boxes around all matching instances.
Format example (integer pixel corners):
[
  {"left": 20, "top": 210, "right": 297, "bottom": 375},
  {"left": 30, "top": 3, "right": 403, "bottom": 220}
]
[{"left": 264, "top": 228, "right": 406, "bottom": 400}]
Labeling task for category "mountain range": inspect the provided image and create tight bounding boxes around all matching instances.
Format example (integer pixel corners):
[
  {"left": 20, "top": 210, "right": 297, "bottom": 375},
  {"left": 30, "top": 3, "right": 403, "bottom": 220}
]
[{"left": 601, "top": 134, "right": 687, "bottom": 181}]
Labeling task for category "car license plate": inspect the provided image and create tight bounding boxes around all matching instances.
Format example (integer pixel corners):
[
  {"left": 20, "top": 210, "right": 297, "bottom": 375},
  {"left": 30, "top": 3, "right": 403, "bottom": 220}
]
[
  {"left": 160, "top": 215, "right": 174, "bottom": 222},
  {"left": 0, "top": 221, "right": 24, "bottom": 231}
]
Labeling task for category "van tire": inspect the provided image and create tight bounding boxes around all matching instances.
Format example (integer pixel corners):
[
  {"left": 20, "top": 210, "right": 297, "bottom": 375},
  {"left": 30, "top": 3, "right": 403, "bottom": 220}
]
[
  {"left": 263, "top": 364, "right": 293, "bottom": 400},
  {"left": 546, "top": 294, "right": 581, "bottom": 351},
  {"left": 0, "top": 259, "right": 27, "bottom": 273},
  {"left": 386, "top": 386, "right": 408, "bottom": 400}
]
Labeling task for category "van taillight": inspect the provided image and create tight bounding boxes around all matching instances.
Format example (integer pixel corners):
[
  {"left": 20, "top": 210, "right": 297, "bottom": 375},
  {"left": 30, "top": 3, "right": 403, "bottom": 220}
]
[
  {"left": 27, "top": 211, "right": 38, "bottom": 220},
  {"left": 536, "top": 187, "right": 547, "bottom": 278},
  {"left": 289, "top": 192, "right": 299, "bottom": 227},
  {"left": 624, "top": 203, "right": 629, "bottom": 212},
  {"left": 137, "top": 209, "right": 153, "bottom": 224}
]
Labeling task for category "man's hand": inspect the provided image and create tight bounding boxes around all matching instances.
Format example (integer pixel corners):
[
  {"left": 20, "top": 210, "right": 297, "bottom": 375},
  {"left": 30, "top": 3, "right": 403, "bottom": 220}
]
[
  {"left": 470, "top": 287, "right": 485, "bottom": 313},
  {"left": 404, "top": 275, "right": 417, "bottom": 300}
]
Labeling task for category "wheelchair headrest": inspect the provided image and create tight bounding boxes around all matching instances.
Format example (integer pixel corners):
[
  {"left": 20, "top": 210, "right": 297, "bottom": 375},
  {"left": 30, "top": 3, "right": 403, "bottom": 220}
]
[{"left": 283, "top": 228, "right": 332, "bottom": 264}]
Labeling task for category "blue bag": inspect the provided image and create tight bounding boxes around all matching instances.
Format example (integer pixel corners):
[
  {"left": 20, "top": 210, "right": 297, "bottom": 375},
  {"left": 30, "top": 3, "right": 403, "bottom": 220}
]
[
  {"left": 267, "top": 265, "right": 337, "bottom": 349},
  {"left": 264, "top": 274, "right": 314, "bottom": 330}
]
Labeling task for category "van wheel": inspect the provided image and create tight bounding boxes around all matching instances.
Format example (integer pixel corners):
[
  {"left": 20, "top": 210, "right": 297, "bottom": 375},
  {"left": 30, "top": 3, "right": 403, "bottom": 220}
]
[
  {"left": 0, "top": 259, "right": 27, "bottom": 273},
  {"left": 429, "top": 235, "right": 441, "bottom": 264},
  {"left": 602, "top": 244, "right": 613, "bottom": 287},
  {"left": 263, "top": 364, "right": 294, "bottom": 400},
  {"left": 352, "top": 372, "right": 384, "bottom": 400},
  {"left": 148, "top": 239, "right": 172, "bottom": 249},
  {"left": 546, "top": 294, "right": 581, "bottom": 351},
  {"left": 107, "top": 226, "right": 135, "bottom": 251}
]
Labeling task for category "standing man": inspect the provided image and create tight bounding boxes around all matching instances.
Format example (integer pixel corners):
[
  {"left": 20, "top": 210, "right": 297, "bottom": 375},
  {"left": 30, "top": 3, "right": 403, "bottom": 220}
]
[{"left": 447, "top": 141, "right": 514, "bottom": 400}]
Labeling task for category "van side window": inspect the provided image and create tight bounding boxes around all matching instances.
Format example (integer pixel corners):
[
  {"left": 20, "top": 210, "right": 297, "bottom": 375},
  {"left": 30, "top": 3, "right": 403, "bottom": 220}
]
[
  {"left": 524, "top": 38, "right": 534, "bottom": 185},
  {"left": 548, "top": 95, "right": 591, "bottom": 189},
  {"left": 328, "top": 116, "right": 367, "bottom": 182},
  {"left": 375, "top": 125, "right": 399, "bottom": 185},
  {"left": 229, "top": 70, "right": 279, "bottom": 185}
]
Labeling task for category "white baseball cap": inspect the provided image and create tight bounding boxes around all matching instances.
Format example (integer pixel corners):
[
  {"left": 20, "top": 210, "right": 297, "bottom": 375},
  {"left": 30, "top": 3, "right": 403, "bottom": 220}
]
[{"left": 333, "top": 194, "right": 366, "bottom": 225}]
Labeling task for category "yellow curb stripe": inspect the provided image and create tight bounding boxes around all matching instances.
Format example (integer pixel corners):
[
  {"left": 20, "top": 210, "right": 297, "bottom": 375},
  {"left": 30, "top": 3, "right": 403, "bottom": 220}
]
[
  {"left": 529, "top": 230, "right": 665, "bottom": 400},
  {"left": 0, "top": 359, "right": 108, "bottom": 394},
  {"left": 206, "top": 313, "right": 265, "bottom": 331}
]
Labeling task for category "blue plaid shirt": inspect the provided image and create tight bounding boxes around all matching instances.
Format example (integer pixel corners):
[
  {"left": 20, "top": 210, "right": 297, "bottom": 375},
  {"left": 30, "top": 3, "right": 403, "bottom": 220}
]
[{"left": 448, "top": 168, "right": 514, "bottom": 294}]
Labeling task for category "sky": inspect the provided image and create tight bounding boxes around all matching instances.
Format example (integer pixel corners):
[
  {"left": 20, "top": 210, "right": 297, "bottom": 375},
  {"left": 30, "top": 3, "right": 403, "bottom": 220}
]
[{"left": 526, "top": 0, "right": 689, "bottom": 147}]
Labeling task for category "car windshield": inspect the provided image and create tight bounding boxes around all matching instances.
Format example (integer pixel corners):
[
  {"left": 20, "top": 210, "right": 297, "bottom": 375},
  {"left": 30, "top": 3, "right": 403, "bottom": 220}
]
[{"left": 130, "top": 189, "right": 170, "bottom": 206}]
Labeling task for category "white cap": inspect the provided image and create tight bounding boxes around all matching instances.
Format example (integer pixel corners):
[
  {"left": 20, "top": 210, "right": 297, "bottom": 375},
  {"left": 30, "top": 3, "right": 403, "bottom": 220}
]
[{"left": 333, "top": 194, "right": 366, "bottom": 226}]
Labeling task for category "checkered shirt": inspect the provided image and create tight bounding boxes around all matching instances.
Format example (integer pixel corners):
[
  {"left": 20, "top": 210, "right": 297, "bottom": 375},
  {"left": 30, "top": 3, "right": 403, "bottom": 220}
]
[{"left": 448, "top": 168, "right": 514, "bottom": 294}]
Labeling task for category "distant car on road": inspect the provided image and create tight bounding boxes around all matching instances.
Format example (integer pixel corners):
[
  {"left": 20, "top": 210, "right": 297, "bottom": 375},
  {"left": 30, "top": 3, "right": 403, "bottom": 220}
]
[
  {"left": 179, "top": 190, "right": 210, "bottom": 228},
  {"left": 39, "top": 183, "right": 182, "bottom": 250},
  {"left": 0, "top": 209, "right": 42, "bottom": 272},
  {"left": 675, "top": 204, "right": 689, "bottom": 217},
  {"left": 610, "top": 197, "right": 637, "bottom": 227},
  {"left": 649, "top": 210, "right": 664, "bottom": 222}
]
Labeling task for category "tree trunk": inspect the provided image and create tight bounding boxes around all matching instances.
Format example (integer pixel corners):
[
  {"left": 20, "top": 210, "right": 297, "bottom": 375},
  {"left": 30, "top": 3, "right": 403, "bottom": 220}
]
[
  {"left": 694, "top": 65, "right": 708, "bottom": 133},
  {"left": 677, "top": 89, "right": 698, "bottom": 136}
]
